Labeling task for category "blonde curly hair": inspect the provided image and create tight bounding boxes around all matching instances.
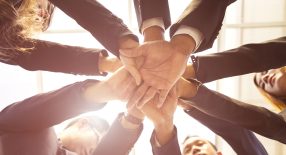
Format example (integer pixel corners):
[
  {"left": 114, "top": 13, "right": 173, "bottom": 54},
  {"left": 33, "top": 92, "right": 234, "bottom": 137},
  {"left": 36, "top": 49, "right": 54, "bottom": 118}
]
[{"left": 0, "top": 0, "right": 53, "bottom": 52}]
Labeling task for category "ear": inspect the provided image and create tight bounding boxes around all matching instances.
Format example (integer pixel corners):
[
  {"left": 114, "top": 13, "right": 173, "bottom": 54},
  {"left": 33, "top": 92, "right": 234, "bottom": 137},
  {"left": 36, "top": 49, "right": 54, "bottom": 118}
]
[{"left": 217, "top": 151, "right": 223, "bottom": 155}]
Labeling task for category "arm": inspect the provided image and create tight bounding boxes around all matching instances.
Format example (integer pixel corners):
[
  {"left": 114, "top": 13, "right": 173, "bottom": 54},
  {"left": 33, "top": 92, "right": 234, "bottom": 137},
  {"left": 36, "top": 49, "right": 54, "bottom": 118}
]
[
  {"left": 49, "top": 0, "right": 138, "bottom": 57},
  {"left": 0, "top": 68, "right": 135, "bottom": 133},
  {"left": 133, "top": 0, "right": 171, "bottom": 33},
  {"left": 93, "top": 113, "right": 143, "bottom": 155},
  {"left": 150, "top": 127, "right": 181, "bottom": 155},
  {"left": 2, "top": 39, "right": 121, "bottom": 76},
  {"left": 180, "top": 82, "right": 286, "bottom": 144},
  {"left": 140, "top": 88, "right": 181, "bottom": 155},
  {"left": 170, "top": 0, "right": 236, "bottom": 53},
  {"left": 181, "top": 105, "right": 268, "bottom": 155},
  {"left": 191, "top": 37, "right": 286, "bottom": 83}
]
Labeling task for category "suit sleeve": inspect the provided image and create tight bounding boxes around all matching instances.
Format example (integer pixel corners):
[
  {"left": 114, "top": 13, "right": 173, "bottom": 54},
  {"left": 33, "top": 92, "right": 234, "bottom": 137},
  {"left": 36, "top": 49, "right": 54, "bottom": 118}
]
[
  {"left": 195, "top": 37, "right": 286, "bottom": 83},
  {"left": 185, "top": 109, "right": 268, "bottom": 155},
  {"left": 181, "top": 85, "right": 286, "bottom": 144},
  {"left": 0, "top": 80, "right": 105, "bottom": 133},
  {"left": 133, "top": 0, "right": 171, "bottom": 31},
  {"left": 49, "top": 0, "right": 138, "bottom": 57},
  {"left": 170, "top": 0, "right": 236, "bottom": 52},
  {"left": 93, "top": 113, "right": 143, "bottom": 155},
  {"left": 150, "top": 126, "right": 181, "bottom": 155},
  {"left": 1, "top": 39, "right": 108, "bottom": 76}
]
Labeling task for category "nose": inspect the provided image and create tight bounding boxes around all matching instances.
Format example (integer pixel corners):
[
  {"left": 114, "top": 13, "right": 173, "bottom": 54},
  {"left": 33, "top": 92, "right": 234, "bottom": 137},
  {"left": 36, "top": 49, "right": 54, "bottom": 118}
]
[{"left": 262, "top": 74, "right": 270, "bottom": 83}]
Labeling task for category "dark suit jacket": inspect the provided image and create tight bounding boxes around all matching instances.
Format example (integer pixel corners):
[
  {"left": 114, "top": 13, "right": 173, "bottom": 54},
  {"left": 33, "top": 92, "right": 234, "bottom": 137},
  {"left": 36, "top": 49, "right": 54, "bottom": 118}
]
[
  {"left": 150, "top": 110, "right": 268, "bottom": 155},
  {"left": 0, "top": 80, "right": 142, "bottom": 155},
  {"left": 133, "top": 0, "right": 171, "bottom": 31},
  {"left": 169, "top": 0, "right": 236, "bottom": 52},
  {"left": 1, "top": 0, "right": 138, "bottom": 74},
  {"left": 133, "top": 0, "right": 236, "bottom": 52},
  {"left": 195, "top": 37, "right": 286, "bottom": 83},
  {"left": 1, "top": 40, "right": 108, "bottom": 76},
  {"left": 49, "top": 0, "right": 138, "bottom": 57},
  {"left": 184, "top": 37, "right": 286, "bottom": 144}
]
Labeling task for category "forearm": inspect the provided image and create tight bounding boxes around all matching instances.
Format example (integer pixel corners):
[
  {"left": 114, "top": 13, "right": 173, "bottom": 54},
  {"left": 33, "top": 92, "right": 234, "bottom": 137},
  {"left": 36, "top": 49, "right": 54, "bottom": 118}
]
[
  {"left": 133, "top": 0, "right": 171, "bottom": 32},
  {"left": 182, "top": 85, "right": 286, "bottom": 144},
  {"left": 143, "top": 26, "right": 165, "bottom": 42},
  {"left": 195, "top": 37, "right": 286, "bottom": 83},
  {"left": 0, "top": 80, "right": 105, "bottom": 132},
  {"left": 154, "top": 121, "right": 175, "bottom": 146},
  {"left": 185, "top": 109, "right": 268, "bottom": 155},
  {"left": 171, "top": 34, "right": 196, "bottom": 56},
  {"left": 49, "top": 0, "right": 138, "bottom": 56},
  {"left": 93, "top": 113, "right": 143, "bottom": 155},
  {"left": 13, "top": 39, "right": 107, "bottom": 76},
  {"left": 151, "top": 126, "right": 181, "bottom": 155}
]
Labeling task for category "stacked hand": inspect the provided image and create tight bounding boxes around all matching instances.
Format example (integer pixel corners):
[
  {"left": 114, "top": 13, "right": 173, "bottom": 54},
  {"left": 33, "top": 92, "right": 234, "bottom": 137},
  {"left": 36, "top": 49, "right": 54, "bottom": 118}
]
[{"left": 120, "top": 40, "right": 190, "bottom": 108}]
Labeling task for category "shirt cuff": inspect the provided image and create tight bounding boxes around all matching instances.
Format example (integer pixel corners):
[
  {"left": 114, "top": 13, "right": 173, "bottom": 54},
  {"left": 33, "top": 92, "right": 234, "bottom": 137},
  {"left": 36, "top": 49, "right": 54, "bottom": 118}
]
[
  {"left": 141, "top": 17, "right": 165, "bottom": 33},
  {"left": 173, "top": 25, "right": 204, "bottom": 51}
]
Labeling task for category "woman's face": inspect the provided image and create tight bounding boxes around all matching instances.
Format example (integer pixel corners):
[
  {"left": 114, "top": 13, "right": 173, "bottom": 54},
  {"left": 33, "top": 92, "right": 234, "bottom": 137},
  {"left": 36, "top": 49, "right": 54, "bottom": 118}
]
[{"left": 255, "top": 68, "right": 286, "bottom": 97}]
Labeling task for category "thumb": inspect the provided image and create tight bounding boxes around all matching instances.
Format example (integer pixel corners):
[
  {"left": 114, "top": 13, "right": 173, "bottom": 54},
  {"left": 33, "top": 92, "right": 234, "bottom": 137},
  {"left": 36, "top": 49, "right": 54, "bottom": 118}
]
[{"left": 126, "top": 65, "right": 142, "bottom": 85}]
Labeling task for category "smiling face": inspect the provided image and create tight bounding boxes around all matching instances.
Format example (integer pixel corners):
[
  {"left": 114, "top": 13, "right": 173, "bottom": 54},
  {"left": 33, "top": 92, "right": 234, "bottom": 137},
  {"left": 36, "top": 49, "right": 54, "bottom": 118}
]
[
  {"left": 254, "top": 68, "right": 286, "bottom": 98},
  {"left": 59, "top": 118, "right": 100, "bottom": 155},
  {"left": 182, "top": 137, "right": 221, "bottom": 155}
]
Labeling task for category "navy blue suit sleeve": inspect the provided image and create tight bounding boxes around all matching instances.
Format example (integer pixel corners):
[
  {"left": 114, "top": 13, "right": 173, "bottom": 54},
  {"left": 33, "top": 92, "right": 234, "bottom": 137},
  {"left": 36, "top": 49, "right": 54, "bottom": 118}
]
[
  {"left": 195, "top": 37, "right": 286, "bottom": 83},
  {"left": 133, "top": 0, "right": 171, "bottom": 32},
  {"left": 185, "top": 108, "right": 268, "bottom": 155},
  {"left": 181, "top": 85, "right": 286, "bottom": 144},
  {"left": 0, "top": 80, "right": 105, "bottom": 133},
  {"left": 150, "top": 126, "right": 181, "bottom": 155},
  {"left": 93, "top": 113, "right": 143, "bottom": 155},
  {"left": 0, "top": 39, "right": 108, "bottom": 76},
  {"left": 170, "top": 0, "right": 236, "bottom": 52},
  {"left": 49, "top": 0, "right": 138, "bottom": 56}
]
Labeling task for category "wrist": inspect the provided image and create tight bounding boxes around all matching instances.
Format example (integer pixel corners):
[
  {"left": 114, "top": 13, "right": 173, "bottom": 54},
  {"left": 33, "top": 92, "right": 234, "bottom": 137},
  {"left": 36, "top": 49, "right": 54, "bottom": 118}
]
[
  {"left": 182, "top": 64, "right": 196, "bottom": 79},
  {"left": 171, "top": 34, "right": 196, "bottom": 56},
  {"left": 154, "top": 123, "right": 175, "bottom": 146},
  {"left": 143, "top": 26, "right": 165, "bottom": 42},
  {"left": 177, "top": 78, "right": 199, "bottom": 99},
  {"left": 120, "top": 113, "right": 143, "bottom": 129},
  {"left": 119, "top": 35, "right": 139, "bottom": 49}
]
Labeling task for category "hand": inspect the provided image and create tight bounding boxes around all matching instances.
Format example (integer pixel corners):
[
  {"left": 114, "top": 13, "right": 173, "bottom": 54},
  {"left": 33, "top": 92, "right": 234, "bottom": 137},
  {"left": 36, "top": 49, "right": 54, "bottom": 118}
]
[
  {"left": 121, "top": 40, "right": 189, "bottom": 108},
  {"left": 141, "top": 87, "right": 177, "bottom": 126},
  {"left": 84, "top": 67, "right": 137, "bottom": 103},
  {"left": 176, "top": 77, "right": 198, "bottom": 99},
  {"left": 99, "top": 57, "right": 122, "bottom": 73},
  {"left": 119, "top": 35, "right": 143, "bottom": 85},
  {"left": 182, "top": 64, "right": 196, "bottom": 79},
  {"left": 140, "top": 87, "right": 178, "bottom": 145}
]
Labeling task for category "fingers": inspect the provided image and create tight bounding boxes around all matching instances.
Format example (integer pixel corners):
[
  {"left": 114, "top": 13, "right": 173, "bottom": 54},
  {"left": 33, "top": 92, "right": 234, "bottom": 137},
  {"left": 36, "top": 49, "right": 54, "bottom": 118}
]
[
  {"left": 157, "top": 89, "right": 169, "bottom": 108},
  {"left": 126, "top": 65, "right": 142, "bottom": 86},
  {"left": 137, "top": 87, "right": 157, "bottom": 109},
  {"left": 127, "top": 83, "right": 149, "bottom": 109},
  {"left": 120, "top": 55, "right": 142, "bottom": 85},
  {"left": 120, "top": 76, "right": 137, "bottom": 101}
]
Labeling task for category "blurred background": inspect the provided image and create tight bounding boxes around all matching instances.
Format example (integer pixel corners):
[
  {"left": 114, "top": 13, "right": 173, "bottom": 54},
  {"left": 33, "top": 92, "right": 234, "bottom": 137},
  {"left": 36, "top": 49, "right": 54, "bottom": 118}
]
[{"left": 0, "top": 0, "right": 285, "bottom": 154}]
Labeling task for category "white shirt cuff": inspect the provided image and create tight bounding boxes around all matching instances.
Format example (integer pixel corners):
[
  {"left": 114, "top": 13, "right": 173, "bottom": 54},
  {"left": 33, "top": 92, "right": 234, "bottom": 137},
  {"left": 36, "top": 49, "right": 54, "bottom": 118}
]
[
  {"left": 141, "top": 17, "right": 165, "bottom": 33},
  {"left": 173, "top": 25, "right": 204, "bottom": 51}
]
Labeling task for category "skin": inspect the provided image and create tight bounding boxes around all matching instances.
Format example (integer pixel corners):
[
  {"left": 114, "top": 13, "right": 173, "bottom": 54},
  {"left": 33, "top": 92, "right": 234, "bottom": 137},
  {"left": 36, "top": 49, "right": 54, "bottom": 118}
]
[
  {"left": 255, "top": 68, "right": 286, "bottom": 97},
  {"left": 182, "top": 137, "right": 222, "bottom": 155},
  {"left": 59, "top": 118, "right": 99, "bottom": 155}
]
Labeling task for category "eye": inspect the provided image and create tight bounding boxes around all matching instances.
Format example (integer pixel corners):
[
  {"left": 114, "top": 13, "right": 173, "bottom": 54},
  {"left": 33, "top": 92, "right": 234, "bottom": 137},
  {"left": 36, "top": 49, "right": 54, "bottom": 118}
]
[{"left": 260, "top": 82, "right": 265, "bottom": 90}]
